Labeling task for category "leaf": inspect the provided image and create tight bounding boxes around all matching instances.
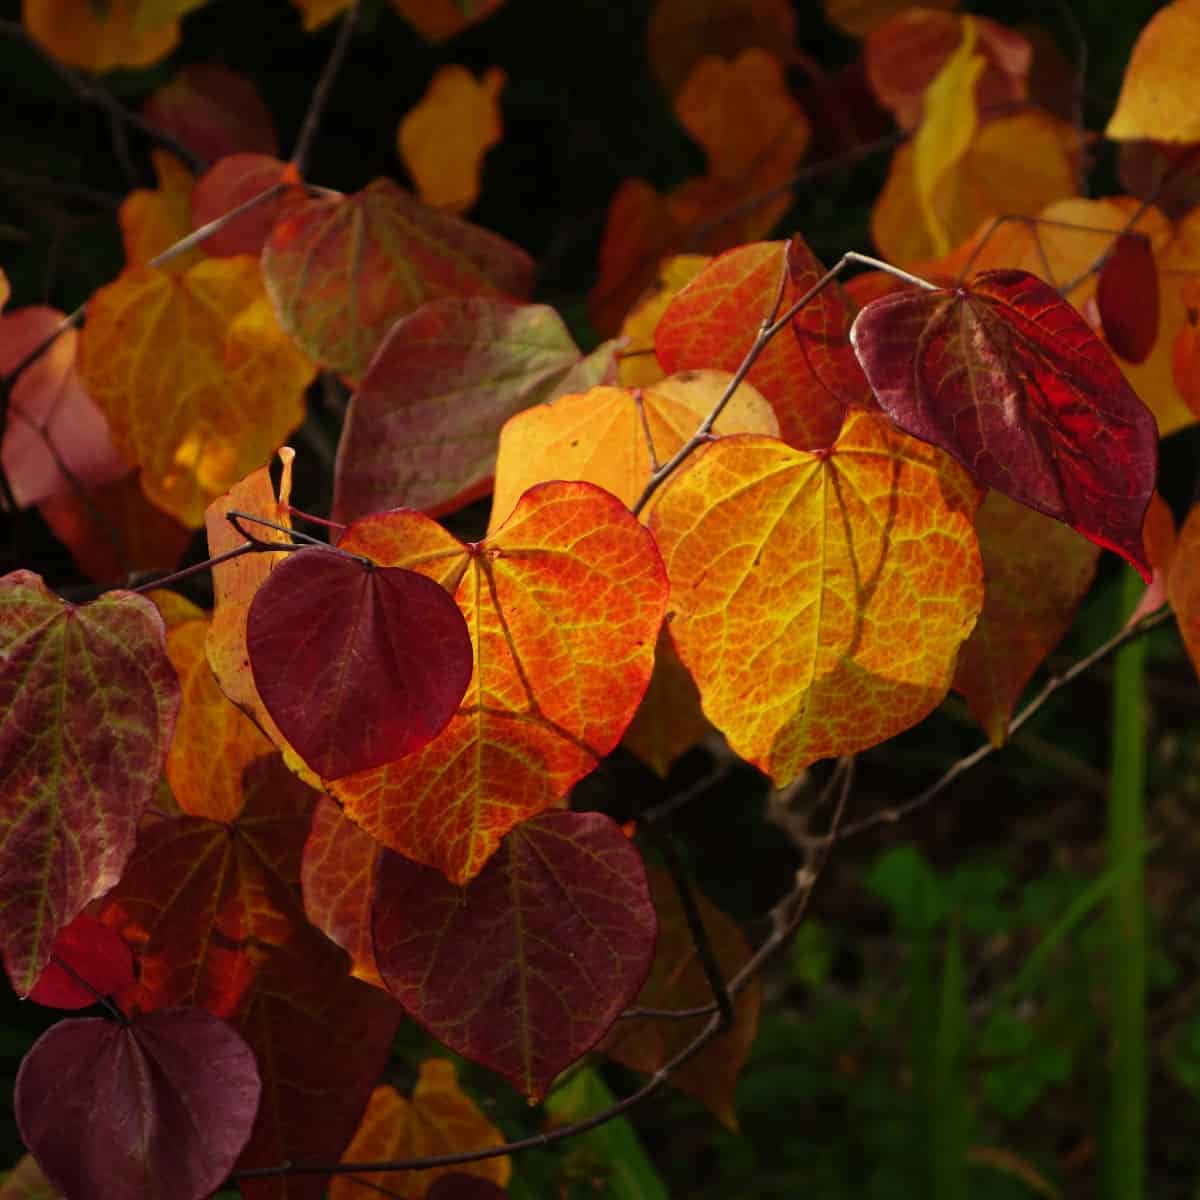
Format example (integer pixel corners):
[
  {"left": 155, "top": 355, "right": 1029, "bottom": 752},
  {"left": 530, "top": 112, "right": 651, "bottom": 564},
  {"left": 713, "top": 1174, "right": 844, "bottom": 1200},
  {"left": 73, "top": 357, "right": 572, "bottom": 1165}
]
[
  {"left": 191, "top": 154, "right": 305, "bottom": 259},
  {"left": 823, "top": 0, "right": 957, "bottom": 38},
  {"left": 0, "top": 572, "right": 180, "bottom": 994},
  {"left": 331, "top": 481, "right": 669, "bottom": 882},
  {"left": 301, "top": 797, "right": 386, "bottom": 989},
  {"left": 261, "top": 177, "right": 535, "bottom": 379},
  {"left": 1168, "top": 500, "right": 1200, "bottom": 679},
  {"left": 398, "top": 65, "right": 506, "bottom": 213},
  {"left": 388, "top": 0, "right": 504, "bottom": 42},
  {"left": 22, "top": 0, "right": 203, "bottom": 71},
  {"left": 289, "top": 0, "right": 351, "bottom": 31},
  {"left": 602, "top": 865, "right": 760, "bottom": 1129},
  {"left": 427, "top": 1179, "right": 509, "bottom": 1200},
  {"left": 142, "top": 63, "right": 279, "bottom": 164},
  {"left": 332, "top": 298, "right": 591, "bottom": 522},
  {"left": 621, "top": 631, "right": 710, "bottom": 777},
  {"left": 119, "top": 150, "right": 200, "bottom": 270},
  {"left": 246, "top": 545, "right": 473, "bottom": 780},
  {"left": 329, "top": 1063, "right": 511, "bottom": 1200},
  {"left": 1107, "top": 0, "right": 1200, "bottom": 143},
  {"left": 372, "top": 811, "right": 656, "bottom": 1100},
  {"left": 617, "top": 254, "right": 711, "bottom": 387},
  {"left": 154, "top": 591, "right": 273, "bottom": 821},
  {"left": 654, "top": 240, "right": 860, "bottom": 450},
  {"left": 27, "top": 915, "right": 135, "bottom": 1010},
  {"left": 1097, "top": 233, "right": 1160, "bottom": 363},
  {"left": 39, "top": 472, "right": 192, "bottom": 587},
  {"left": 0, "top": 307, "right": 128, "bottom": 509},
  {"left": 0, "top": 1154, "right": 59, "bottom": 1199},
  {"left": 850, "top": 269, "right": 1159, "bottom": 578},
  {"left": 645, "top": 0, "right": 797, "bottom": 96},
  {"left": 77, "top": 257, "right": 316, "bottom": 527},
  {"left": 15, "top": 1006, "right": 260, "bottom": 1200},
  {"left": 951, "top": 491, "right": 1100, "bottom": 746},
  {"left": 647, "top": 414, "right": 984, "bottom": 785},
  {"left": 1125, "top": 492, "right": 1176, "bottom": 628},
  {"left": 489, "top": 371, "right": 777, "bottom": 531}
]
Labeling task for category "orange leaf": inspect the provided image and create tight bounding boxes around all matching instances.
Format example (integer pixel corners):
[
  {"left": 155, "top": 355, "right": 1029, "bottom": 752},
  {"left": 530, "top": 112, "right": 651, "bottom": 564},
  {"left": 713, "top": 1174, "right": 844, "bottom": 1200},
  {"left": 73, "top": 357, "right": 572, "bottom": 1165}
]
[
  {"left": 1107, "top": 0, "right": 1200, "bottom": 143},
  {"left": 649, "top": 414, "right": 984, "bottom": 785},
  {"left": 1169, "top": 499, "right": 1200, "bottom": 680},
  {"left": 329, "top": 1064, "right": 510, "bottom": 1200},
  {"left": 488, "top": 370, "right": 778, "bottom": 531},
  {"left": 330, "top": 481, "right": 669, "bottom": 883},
  {"left": 77, "top": 257, "right": 315, "bottom": 527},
  {"left": 823, "top": 0, "right": 957, "bottom": 38},
  {"left": 603, "top": 865, "right": 759, "bottom": 1128},
  {"left": 618, "top": 254, "right": 711, "bottom": 388},
  {"left": 398, "top": 65, "right": 506, "bottom": 213},
  {"left": 622, "top": 630, "right": 710, "bottom": 777},
  {"left": 951, "top": 491, "right": 1100, "bottom": 746},
  {"left": 1127, "top": 492, "right": 1177, "bottom": 627},
  {"left": 388, "top": 0, "right": 504, "bottom": 42},
  {"left": 22, "top": 0, "right": 205, "bottom": 71},
  {"left": 119, "top": 150, "right": 200, "bottom": 270}
]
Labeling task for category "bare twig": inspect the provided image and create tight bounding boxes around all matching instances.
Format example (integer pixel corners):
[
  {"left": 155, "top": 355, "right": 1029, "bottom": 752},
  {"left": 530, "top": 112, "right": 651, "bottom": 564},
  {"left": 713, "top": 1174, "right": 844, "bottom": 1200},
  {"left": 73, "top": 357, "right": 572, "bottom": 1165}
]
[{"left": 291, "top": 3, "right": 360, "bottom": 177}]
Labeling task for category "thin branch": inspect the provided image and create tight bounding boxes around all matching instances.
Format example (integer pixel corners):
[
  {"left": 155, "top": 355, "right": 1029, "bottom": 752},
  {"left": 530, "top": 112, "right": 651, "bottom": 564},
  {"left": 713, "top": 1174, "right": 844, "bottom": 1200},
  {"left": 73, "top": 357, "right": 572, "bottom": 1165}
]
[
  {"left": 129, "top": 542, "right": 258, "bottom": 594},
  {"left": 148, "top": 182, "right": 290, "bottom": 270},
  {"left": 47, "top": 954, "right": 127, "bottom": 1024},
  {"left": 291, "top": 3, "right": 360, "bottom": 177}
]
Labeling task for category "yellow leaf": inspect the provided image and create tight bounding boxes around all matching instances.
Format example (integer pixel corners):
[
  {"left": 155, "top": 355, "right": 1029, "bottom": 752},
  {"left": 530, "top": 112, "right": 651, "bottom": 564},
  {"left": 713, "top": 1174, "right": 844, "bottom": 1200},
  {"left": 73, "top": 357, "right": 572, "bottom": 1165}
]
[
  {"left": 398, "top": 65, "right": 506, "bottom": 213},
  {"left": 120, "top": 150, "right": 200, "bottom": 270},
  {"left": 77, "top": 257, "right": 315, "bottom": 527},
  {"left": 618, "top": 254, "right": 711, "bottom": 387},
  {"left": 22, "top": 0, "right": 204, "bottom": 71},
  {"left": 1107, "top": 0, "right": 1200, "bottom": 142}
]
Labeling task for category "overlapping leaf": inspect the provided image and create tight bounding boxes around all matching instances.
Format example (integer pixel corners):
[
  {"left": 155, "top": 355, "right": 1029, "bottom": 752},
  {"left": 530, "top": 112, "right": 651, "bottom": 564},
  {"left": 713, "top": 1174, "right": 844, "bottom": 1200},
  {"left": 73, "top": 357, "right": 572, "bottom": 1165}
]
[
  {"left": 329, "top": 1063, "right": 511, "bottom": 1200},
  {"left": 119, "top": 150, "right": 200, "bottom": 269},
  {"left": 331, "top": 480, "right": 668, "bottom": 883},
  {"left": 617, "top": 254, "right": 711, "bottom": 387},
  {"left": 823, "top": 0, "right": 958, "bottom": 38},
  {"left": 333, "top": 297, "right": 609, "bottom": 521},
  {"left": 16, "top": 1006, "right": 259, "bottom": 1200},
  {"left": 488, "top": 371, "right": 777, "bottom": 530},
  {"left": 1097, "top": 233, "right": 1159, "bottom": 363},
  {"left": 0, "top": 573, "right": 179, "bottom": 994},
  {"left": 1169, "top": 499, "right": 1200, "bottom": 679},
  {"left": 621, "top": 631, "right": 710, "bottom": 777},
  {"left": 247, "top": 546, "right": 473, "bottom": 779},
  {"left": 78, "top": 257, "right": 316, "bottom": 527},
  {"left": 648, "top": 414, "right": 984, "bottom": 785},
  {"left": 27, "top": 914, "right": 135, "bottom": 1010},
  {"left": 261, "top": 178, "right": 535, "bottom": 379},
  {"left": 0, "top": 1153, "right": 58, "bottom": 1199},
  {"left": 951, "top": 491, "right": 1100, "bottom": 746},
  {"left": 603, "top": 865, "right": 760, "bottom": 1129},
  {"left": 850, "top": 269, "right": 1158, "bottom": 577},
  {"left": 191, "top": 154, "right": 304, "bottom": 258},
  {"left": 398, "top": 65, "right": 506, "bottom": 213},
  {"left": 654, "top": 240, "right": 865, "bottom": 449},
  {"left": 372, "top": 811, "right": 656, "bottom": 1099},
  {"left": 23, "top": 0, "right": 204, "bottom": 71}
]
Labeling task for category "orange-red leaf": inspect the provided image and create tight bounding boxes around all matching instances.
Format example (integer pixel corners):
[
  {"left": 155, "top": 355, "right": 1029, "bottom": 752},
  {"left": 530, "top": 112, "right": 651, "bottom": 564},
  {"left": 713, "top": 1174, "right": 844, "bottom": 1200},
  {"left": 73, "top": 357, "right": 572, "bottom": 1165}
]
[
  {"left": 648, "top": 415, "right": 984, "bottom": 785},
  {"left": 1168, "top": 499, "right": 1200, "bottom": 681},
  {"left": 331, "top": 481, "right": 668, "bottom": 883},
  {"left": 191, "top": 154, "right": 305, "bottom": 259},
  {"left": 261, "top": 177, "right": 535, "bottom": 380},
  {"left": 617, "top": 254, "right": 711, "bottom": 387}
]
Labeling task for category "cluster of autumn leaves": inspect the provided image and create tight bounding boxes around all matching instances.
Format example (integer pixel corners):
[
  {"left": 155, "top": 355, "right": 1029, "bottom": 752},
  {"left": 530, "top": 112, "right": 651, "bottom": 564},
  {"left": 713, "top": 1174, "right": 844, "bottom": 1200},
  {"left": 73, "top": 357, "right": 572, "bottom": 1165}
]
[{"left": 6, "top": 0, "right": 1200, "bottom": 1197}]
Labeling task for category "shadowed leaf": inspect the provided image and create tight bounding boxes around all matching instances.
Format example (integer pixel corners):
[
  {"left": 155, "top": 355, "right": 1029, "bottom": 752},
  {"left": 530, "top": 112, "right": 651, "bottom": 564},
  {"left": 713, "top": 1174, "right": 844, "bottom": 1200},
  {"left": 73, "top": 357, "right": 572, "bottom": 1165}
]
[
  {"left": 1097, "top": 233, "right": 1159, "bottom": 363},
  {"left": 27, "top": 915, "right": 134, "bottom": 1010},
  {"left": 22, "top": 0, "right": 203, "bottom": 71},
  {"left": 191, "top": 154, "right": 304, "bottom": 258}
]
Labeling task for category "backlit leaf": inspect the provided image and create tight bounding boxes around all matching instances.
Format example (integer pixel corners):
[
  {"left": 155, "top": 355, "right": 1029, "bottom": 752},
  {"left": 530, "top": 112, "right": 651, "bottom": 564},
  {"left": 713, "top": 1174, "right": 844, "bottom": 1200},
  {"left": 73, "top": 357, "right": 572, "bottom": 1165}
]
[
  {"left": 398, "top": 65, "right": 506, "bottom": 214},
  {"left": 329, "top": 1062, "right": 510, "bottom": 1199},
  {"left": 142, "top": 63, "right": 279, "bottom": 165},
  {"left": 15, "top": 1006, "right": 259, "bottom": 1200},
  {"left": 27, "top": 915, "right": 134, "bottom": 1010},
  {"left": 1097, "top": 233, "right": 1159, "bottom": 363},
  {"left": 0, "top": 573, "right": 179, "bottom": 994},
  {"left": 850, "top": 269, "right": 1158, "bottom": 577},
  {"left": 655, "top": 240, "right": 861, "bottom": 449},
  {"left": 603, "top": 865, "right": 760, "bottom": 1129},
  {"left": 388, "top": 0, "right": 504, "bottom": 42},
  {"left": 648, "top": 415, "right": 984, "bottom": 785},
  {"left": 78, "top": 257, "right": 316, "bottom": 527},
  {"left": 0, "top": 307, "right": 127, "bottom": 509},
  {"left": 191, "top": 154, "right": 304, "bottom": 259},
  {"left": 372, "top": 810, "right": 656, "bottom": 1099},
  {"left": 331, "top": 481, "right": 668, "bottom": 883},
  {"left": 261, "top": 177, "right": 535, "bottom": 379},
  {"left": 333, "top": 298, "right": 590, "bottom": 521},
  {"left": 951, "top": 491, "right": 1100, "bottom": 746},
  {"left": 22, "top": 0, "right": 204, "bottom": 71},
  {"left": 119, "top": 150, "right": 200, "bottom": 270},
  {"left": 489, "top": 371, "right": 777, "bottom": 530},
  {"left": 617, "top": 254, "right": 711, "bottom": 387},
  {"left": 247, "top": 545, "right": 473, "bottom": 780},
  {"left": 1107, "top": 0, "right": 1200, "bottom": 143}
]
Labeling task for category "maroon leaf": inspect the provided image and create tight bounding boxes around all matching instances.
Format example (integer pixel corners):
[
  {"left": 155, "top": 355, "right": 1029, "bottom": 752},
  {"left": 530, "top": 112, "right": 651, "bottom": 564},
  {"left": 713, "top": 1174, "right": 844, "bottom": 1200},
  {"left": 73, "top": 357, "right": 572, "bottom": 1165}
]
[
  {"left": 261, "top": 178, "right": 536, "bottom": 379},
  {"left": 333, "top": 298, "right": 588, "bottom": 521},
  {"left": 372, "top": 811, "right": 656, "bottom": 1101},
  {"left": 27, "top": 915, "right": 134, "bottom": 1010},
  {"left": 849, "top": 269, "right": 1158, "bottom": 580},
  {"left": 0, "top": 572, "right": 180, "bottom": 995},
  {"left": 427, "top": 1178, "right": 510, "bottom": 1200},
  {"left": 1097, "top": 233, "right": 1160, "bottom": 364},
  {"left": 15, "top": 1006, "right": 260, "bottom": 1200},
  {"left": 246, "top": 547, "right": 473, "bottom": 780}
]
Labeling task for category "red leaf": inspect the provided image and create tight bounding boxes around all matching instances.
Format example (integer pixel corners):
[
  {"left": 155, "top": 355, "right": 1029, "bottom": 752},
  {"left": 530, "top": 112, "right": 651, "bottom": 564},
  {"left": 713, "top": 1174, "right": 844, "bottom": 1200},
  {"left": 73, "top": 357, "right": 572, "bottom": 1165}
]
[
  {"left": 0, "top": 573, "right": 180, "bottom": 994},
  {"left": 1097, "top": 233, "right": 1160, "bottom": 363},
  {"left": 427, "top": 1178, "right": 510, "bottom": 1200},
  {"left": 15, "top": 1007, "right": 260, "bottom": 1200},
  {"left": 372, "top": 811, "right": 656, "bottom": 1101},
  {"left": 191, "top": 153, "right": 304, "bottom": 258},
  {"left": 247, "top": 547, "right": 473, "bottom": 780},
  {"left": 27, "top": 915, "right": 134, "bottom": 1010},
  {"left": 850, "top": 269, "right": 1158, "bottom": 579}
]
